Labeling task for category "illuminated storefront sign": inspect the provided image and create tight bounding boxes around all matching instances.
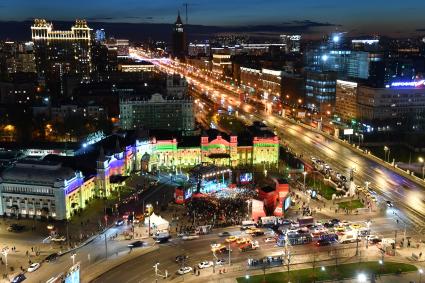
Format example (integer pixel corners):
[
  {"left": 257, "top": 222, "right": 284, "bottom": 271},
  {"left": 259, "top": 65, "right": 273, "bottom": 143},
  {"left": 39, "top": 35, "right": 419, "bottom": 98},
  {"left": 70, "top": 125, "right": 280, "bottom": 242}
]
[{"left": 390, "top": 80, "right": 425, "bottom": 88}]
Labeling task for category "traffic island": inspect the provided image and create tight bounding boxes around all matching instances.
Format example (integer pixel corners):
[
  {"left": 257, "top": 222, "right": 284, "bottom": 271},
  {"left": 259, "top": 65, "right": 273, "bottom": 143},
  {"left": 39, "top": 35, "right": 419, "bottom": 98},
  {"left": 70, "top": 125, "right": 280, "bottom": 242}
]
[
  {"left": 337, "top": 199, "right": 365, "bottom": 211},
  {"left": 237, "top": 261, "right": 417, "bottom": 283}
]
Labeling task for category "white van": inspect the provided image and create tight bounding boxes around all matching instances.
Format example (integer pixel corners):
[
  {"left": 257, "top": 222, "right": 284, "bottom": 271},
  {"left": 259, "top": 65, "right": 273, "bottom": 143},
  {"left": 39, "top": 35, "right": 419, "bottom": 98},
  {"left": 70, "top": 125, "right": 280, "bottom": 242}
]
[{"left": 339, "top": 233, "right": 359, "bottom": 244}]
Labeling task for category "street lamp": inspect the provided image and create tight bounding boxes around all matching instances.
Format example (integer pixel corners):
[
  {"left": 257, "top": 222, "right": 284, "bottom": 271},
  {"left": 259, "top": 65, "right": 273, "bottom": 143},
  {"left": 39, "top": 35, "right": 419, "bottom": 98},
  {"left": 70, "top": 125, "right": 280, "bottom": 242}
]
[
  {"left": 364, "top": 181, "right": 370, "bottom": 191},
  {"left": 384, "top": 146, "right": 390, "bottom": 162},
  {"left": 419, "top": 268, "right": 423, "bottom": 283},
  {"left": 71, "top": 253, "right": 76, "bottom": 265},
  {"left": 146, "top": 204, "right": 153, "bottom": 237},
  {"left": 418, "top": 157, "right": 424, "bottom": 180},
  {"left": 302, "top": 171, "right": 307, "bottom": 192}
]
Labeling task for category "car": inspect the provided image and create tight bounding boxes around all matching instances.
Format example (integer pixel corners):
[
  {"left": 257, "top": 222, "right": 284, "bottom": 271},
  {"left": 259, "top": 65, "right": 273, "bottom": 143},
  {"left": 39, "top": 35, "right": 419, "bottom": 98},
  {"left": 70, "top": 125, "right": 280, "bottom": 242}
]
[
  {"left": 177, "top": 266, "right": 192, "bottom": 275},
  {"left": 216, "top": 246, "right": 231, "bottom": 254},
  {"left": 323, "top": 222, "right": 334, "bottom": 228},
  {"left": 215, "top": 259, "right": 226, "bottom": 265},
  {"left": 386, "top": 201, "right": 393, "bottom": 207},
  {"left": 264, "top": 237, "right": 275, "bottom": 243},
  {"left": 253, "top": 230, "right": 265, "bottom": 237},
  {"left": 316, "top": 239, "right": 334, "bottom": 246},
  {"left": 330, "top": 218, "right": 340, "bottom": 224},
  {"left": 11, "top": 273, "right": 26, "bottom": 283},
  {"left": 175, "top": 255, "right": 189, "bottom": 262},
  {"left": 334, "top": 226, "right": 346, "bottom": 232},
  {"left": 198, "top": 261, "right": 213, "bottom": 269},
  {"left": 218, "top": 231, "right": 231, "bottom": 237},
  {"left": 225, "top": 235, "right": 238, "bottom": 243},
  {"left": 27, "top": 262, "right": 40, "bottom": 272},
  {"left": 115, "top": 219, "right": 125, "bottom": 226},
  {"left": 44, "top": 253, "right": 58, "bottom": 262},
  {"left": 350, "top": 223, "right": 363, "bottom": 230},
  {"left": 155, "top": 236, "right": 170, "bottom": 244},
  {"left": 182, "top": 235, "right": 199, "bottom": 241},
  {"left": 211, "top": 243, "right": 221, "bottom": 249},
  {"left": 367, "top": 235, "right": 382, "bottom": 244},
  {"left": 51, "top": 236, "right": 66, "bottom": 242},
  {"left": 281, "top": 219, "right": 292, "bottom": 225},
  {"left": 236, "top": 238, "right": 249, "bottom": 245},
  {"left": 7, "top": 224, "right": 25, "bottom": 232},
  {"left": 127, "top": 241, "right": 144, "bottom": 248}
]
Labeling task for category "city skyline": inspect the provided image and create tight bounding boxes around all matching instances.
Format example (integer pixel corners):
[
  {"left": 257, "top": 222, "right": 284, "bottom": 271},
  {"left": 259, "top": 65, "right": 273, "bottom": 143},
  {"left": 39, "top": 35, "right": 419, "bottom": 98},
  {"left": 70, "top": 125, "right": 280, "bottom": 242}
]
[{"left": 0, "top": 0, "right": 425, "bottom": 37}]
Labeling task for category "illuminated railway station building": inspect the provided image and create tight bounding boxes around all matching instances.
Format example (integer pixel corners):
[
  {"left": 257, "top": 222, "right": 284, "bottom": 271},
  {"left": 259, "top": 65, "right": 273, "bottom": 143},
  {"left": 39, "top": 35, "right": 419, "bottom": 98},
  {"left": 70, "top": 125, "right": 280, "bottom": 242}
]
[{"left": 0, "top": 126, "right": 279, "bottom": 220}]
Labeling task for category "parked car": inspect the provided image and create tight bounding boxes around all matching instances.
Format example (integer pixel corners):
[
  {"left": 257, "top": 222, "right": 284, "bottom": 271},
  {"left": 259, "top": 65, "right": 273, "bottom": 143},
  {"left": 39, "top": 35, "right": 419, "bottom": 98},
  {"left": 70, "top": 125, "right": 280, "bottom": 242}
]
[
  {"left": 27, "top": 262, "right": 41, "bottom": 272},
  {"left": 7, "top": 224, "right": 25, "bottom": 232},
  {"left": 177, "top": 266, "right": 192, "bottom": 275},
  {"left": 44, "top": 253, "right": 58, "bottom": 262},
  {"left": 198, "top": 261, "right": 213, "bottom": 269},
  {"left": 215, "top": 259, "right": 226, "bottom": 265}
]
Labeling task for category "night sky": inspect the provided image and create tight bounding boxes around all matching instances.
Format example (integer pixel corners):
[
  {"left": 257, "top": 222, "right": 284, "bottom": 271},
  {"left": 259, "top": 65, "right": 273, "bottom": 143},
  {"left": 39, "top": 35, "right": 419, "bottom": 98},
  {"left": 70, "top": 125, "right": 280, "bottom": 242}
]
[{"left": 1, "top": 0, "right": 425, "bottom": 36}]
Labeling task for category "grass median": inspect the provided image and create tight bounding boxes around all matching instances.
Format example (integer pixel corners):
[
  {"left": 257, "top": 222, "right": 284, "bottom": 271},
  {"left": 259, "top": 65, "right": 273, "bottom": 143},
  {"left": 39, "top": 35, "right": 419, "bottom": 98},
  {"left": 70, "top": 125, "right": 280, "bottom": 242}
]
[
  {"left": 337, "top": 199, "right": 364, "bottom": 210},
  {"left": 306, "top": 177, "right": 337, "bottom": 200},
  {"left": 237, "top": 261, "right": 417, "bottom": 283}
]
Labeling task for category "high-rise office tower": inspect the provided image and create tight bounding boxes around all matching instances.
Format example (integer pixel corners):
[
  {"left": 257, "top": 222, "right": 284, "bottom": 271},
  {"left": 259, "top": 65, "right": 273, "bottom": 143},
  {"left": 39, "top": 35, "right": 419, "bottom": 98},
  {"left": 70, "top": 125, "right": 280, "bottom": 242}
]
[
  {"left": 31, "top": 19, "right": 92, "bottom": 95},
  {"left": 171, "top": 12, "right": 187, "bottom": 59}
]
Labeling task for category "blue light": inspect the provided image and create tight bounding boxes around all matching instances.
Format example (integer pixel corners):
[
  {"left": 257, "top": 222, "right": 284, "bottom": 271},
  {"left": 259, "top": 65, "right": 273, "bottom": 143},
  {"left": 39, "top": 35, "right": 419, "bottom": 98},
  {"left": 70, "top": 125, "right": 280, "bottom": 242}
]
[
  {"left": 322, "top": 54, "right": 329, "bottom": 62},
  {"left": 390, "top": 80, "right": 425, "bottom": 88},
  {"left": 333, "top": 35, "right": 340, "bottom": 43},
  {"left": 82, "top": 143, "right": 87, "bottom": 148}
]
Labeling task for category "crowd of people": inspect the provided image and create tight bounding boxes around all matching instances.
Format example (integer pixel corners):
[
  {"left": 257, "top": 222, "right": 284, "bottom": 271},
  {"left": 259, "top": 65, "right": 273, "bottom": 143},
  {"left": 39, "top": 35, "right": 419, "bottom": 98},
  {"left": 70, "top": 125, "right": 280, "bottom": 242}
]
[{"left": 185, "top": 190, "right": 253, "bottom": 227}]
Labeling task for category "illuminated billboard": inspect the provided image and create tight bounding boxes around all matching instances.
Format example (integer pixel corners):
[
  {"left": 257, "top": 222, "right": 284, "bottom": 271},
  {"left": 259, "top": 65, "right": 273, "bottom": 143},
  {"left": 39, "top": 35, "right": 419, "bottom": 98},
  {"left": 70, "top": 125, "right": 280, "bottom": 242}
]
[{"left": 390, "top": 80, "right": 425, "bottom": 88}]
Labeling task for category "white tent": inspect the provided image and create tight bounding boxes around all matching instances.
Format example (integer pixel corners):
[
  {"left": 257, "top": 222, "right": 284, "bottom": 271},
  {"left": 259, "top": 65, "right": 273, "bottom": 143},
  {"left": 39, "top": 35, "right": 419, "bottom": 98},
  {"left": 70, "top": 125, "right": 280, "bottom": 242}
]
[{"left": 144, "top": 213, "right": 169, "bottom": 231}]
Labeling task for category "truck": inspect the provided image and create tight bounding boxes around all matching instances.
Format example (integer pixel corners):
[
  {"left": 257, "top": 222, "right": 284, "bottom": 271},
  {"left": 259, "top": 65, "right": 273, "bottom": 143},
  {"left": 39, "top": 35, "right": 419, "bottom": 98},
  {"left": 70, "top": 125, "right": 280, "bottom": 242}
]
[
  {"left": 239, "top": 240, "right": 260, "bottom": 252},
  {"left": 259, "top": 216, "right": 277, "bottom": 227},
  {"left": 297, "top": 216, "right": 314, "bottom": 227}
]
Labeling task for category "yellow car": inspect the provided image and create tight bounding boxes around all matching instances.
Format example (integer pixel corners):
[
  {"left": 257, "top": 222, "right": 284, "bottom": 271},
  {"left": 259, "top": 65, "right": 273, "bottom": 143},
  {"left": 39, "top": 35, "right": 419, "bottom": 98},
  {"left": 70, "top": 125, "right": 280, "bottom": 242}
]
[
  {"left": 350, "top": 223, "right": 363, "bottom": 230},
  {"left": 225, "top": 236, "right": 238, "bottom": 243},
  {"left": 334, "top": 226, "right": 345, "bottom": 232},
  {"left": 211, "top": 244, "right": 225, "bottom": 252},
  {"left": 236, "top": 238, "right": 250, "bottom": 245}
]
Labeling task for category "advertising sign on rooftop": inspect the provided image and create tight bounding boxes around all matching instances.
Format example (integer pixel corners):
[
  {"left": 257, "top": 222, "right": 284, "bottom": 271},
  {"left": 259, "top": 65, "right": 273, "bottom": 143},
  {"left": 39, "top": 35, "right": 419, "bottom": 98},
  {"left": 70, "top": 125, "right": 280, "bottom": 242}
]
[{"left": 390, "top": 80, "right": 425, "bottom": 88}]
